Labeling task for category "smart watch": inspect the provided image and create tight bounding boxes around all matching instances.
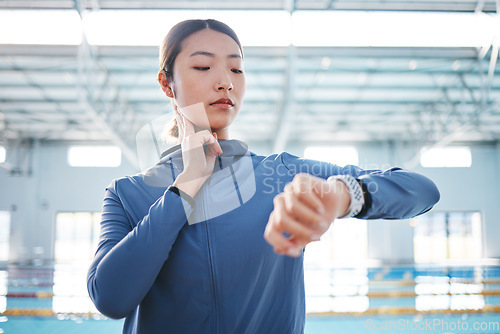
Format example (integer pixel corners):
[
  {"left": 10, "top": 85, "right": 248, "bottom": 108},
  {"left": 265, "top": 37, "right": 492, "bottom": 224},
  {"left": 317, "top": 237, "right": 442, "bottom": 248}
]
[{"left": 327, "top": 174, "right": 365, "bottom": 218}]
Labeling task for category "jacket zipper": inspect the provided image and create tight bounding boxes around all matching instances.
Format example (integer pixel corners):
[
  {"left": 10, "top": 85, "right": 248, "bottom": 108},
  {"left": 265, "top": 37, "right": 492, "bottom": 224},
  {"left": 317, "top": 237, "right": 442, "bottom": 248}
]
[{"left": 203, "top": 181, "right": 219, "bottom": 333}]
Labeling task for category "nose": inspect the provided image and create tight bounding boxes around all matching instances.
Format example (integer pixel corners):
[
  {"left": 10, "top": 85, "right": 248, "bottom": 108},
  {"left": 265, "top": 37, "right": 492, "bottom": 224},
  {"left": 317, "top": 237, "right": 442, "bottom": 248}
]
[
  {"left": 216, "top": 81, "right": 233, "bottom": 91},
  {"left": 215, "top": 73, "right": 233, "bottom": 91}
]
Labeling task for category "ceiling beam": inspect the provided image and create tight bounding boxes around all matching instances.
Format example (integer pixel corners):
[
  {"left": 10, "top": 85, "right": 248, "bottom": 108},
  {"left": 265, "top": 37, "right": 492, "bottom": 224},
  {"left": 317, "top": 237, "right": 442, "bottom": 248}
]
[
  {"left": 73, "top": 0, "right": 140, "bottom": 170},
  {"left": 272, "top": 46, "right": 297, "bottom": 152}
]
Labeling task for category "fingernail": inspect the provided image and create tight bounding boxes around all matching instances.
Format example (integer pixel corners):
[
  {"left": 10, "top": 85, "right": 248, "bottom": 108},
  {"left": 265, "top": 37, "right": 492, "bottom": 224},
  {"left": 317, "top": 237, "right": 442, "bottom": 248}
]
[
  {"left": 317, "top": 206, "right": 325, "bottom": 214},
  {"left": 311, "top": 234, "right": 321, "bottom": 241},
  {"left": 287, "top": 247, "right": 302, "bottom": 257}
]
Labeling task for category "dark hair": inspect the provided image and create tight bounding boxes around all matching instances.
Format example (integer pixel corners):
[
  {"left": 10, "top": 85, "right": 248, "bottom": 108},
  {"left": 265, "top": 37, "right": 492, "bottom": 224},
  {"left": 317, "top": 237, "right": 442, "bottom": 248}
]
[
  {"left": 160, "top": 19, "right": 243, "bottom": 79},
  {"left": 159, "top": 19, "right": 244, "bottom": 140}
]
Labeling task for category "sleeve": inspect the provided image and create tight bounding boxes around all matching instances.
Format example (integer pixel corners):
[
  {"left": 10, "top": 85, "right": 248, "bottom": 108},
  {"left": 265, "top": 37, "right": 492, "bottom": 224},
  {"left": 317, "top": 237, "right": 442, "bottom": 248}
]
[
  {"left": 280, "top": 152, "right": 440, "bottom": 220},
  {"left": 87, "top": 181, "right": 194, "bottom": 319}
]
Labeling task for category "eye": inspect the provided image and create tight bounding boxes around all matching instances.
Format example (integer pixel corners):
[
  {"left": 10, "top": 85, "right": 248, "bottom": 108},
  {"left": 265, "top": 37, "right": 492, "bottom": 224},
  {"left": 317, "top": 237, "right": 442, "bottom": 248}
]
[
  {"left": 193, "top": 66, "right": 210, "bottom": 71},
  {"left": 232, "top": 68, "right": 243, "bottom": 74}
]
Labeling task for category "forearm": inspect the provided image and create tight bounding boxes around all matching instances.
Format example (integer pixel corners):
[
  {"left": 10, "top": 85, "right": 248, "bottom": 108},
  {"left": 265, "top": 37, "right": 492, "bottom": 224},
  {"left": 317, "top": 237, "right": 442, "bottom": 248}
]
[
  {"left": 356, "top": 168, "right": 440, "bottom": 219},
  {"left": 279, "top": 152, "right": 440, "bottom": 221},
  {"left": 87, "top": 189, "right": 193, "bottom": 319}
]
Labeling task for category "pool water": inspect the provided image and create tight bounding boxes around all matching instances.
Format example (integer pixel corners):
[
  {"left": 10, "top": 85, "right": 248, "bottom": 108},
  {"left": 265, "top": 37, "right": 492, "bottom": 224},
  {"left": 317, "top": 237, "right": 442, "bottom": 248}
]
[
  {"left": 1, "top": 263, "right": 499, "bottom": 333},
  {"left": 2, "top": 314, "right": 500, "bottom": 334}
]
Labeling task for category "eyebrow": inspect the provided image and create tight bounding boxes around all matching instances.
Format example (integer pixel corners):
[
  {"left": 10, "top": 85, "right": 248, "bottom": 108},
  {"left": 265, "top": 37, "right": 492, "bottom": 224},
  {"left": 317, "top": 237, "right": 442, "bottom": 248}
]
[{"left": 190, "top": 51, "right": 241, "bottom": 59}]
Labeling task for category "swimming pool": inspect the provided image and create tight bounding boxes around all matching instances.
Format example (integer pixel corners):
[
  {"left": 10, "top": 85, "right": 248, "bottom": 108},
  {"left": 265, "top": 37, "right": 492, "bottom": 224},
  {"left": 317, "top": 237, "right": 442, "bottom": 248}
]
[{"left": 1, "top": 263, "right": 499, "bottom": 333}]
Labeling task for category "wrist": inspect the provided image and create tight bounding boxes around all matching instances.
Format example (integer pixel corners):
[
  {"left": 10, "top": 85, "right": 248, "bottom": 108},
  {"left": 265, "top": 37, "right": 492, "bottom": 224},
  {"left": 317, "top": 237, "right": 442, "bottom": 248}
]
[
  {"left": 333, "top": 180, "right": 351, "bottom": 218},
  {"left": 168, "top": 185, "right": 196, "bottom": 207},
  {"left": 327, "top": 175, "right": 365, "bottom": 218},
  {"left": 173, "top": 172, "right": 205, "bottom": 199}
]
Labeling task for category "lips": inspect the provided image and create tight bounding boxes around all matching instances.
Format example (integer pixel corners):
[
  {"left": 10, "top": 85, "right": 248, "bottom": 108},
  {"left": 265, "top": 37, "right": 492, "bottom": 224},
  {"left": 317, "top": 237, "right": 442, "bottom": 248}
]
[{"left": 210, "top": 98, "right": 233, "bottom": 106}]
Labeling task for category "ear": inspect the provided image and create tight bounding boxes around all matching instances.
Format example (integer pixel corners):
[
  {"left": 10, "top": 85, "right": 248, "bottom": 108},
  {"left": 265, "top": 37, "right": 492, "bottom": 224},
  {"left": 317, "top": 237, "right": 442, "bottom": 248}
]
[{"left": 158, "top": 70, "right": 174, "bottom": 98}]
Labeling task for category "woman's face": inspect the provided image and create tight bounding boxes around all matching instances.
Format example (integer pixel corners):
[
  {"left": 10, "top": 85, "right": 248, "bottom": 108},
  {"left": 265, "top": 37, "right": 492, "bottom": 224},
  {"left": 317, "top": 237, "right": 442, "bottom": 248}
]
[{"left": 161, "top": 29, "right": 246, "bottom": 136}]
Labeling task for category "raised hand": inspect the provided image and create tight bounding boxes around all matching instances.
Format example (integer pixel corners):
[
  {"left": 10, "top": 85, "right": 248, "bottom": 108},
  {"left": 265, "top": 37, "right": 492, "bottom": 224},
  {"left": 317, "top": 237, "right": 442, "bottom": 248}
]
[
  {"left": 172, "top": 104, "right": 223, "bottom": 199},
  {"left": 264, "top": 173, "right": 351, "bottom": 257}
]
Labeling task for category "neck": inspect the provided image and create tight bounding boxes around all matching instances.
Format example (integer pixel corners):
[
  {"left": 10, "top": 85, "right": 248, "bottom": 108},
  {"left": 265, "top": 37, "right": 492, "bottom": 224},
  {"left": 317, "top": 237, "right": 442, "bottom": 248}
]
[
  {"left": 214, "top": 128, "right": 229, "bottom": 140},
  {"left": 178, "top": 128, "right": 230, "bottom": 141}
]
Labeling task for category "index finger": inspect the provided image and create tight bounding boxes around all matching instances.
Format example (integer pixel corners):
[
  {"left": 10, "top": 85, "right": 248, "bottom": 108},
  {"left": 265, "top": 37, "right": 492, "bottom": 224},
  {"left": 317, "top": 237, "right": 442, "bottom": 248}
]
[
  {"left": 176, "top": 108, "right": 195, "bottom": 136},
  {"left": 183, "top": 115, "right": 195, "bottom": 136}
]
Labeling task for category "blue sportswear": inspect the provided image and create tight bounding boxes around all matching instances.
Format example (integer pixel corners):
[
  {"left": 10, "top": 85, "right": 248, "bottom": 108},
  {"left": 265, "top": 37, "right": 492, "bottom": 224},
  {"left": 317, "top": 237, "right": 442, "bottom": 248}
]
[{"left": 87, "top": 139, "right": 440, "bottom": 334}]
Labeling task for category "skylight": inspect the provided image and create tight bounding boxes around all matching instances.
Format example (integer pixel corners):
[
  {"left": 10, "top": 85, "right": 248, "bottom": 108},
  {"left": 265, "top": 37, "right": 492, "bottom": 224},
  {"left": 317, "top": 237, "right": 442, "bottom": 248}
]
[
  {"left": 82, "top": 10, "right": 291, "bottom": 46},
  {"left": 0, "top": 9, "right": 497, "bottom": 47},
  {"left": 292, "top": 11, "right": 497, "bottom": 47},
  {"left": 0, "top": 10, "right": 82, "bottom": 45}
]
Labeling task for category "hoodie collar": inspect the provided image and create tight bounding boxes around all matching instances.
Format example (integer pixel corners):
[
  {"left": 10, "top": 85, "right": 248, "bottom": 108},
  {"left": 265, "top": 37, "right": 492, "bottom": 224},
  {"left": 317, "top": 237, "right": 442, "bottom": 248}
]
[{"left": 159, "top": 139, "right": 251, "bottom": 170}]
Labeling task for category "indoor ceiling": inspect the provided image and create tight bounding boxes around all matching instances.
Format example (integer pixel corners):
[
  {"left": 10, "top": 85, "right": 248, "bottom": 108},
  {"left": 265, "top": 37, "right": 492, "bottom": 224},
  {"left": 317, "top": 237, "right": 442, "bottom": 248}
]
[{"left": 0, "top": 0, "right": 499, "bottom": 169}]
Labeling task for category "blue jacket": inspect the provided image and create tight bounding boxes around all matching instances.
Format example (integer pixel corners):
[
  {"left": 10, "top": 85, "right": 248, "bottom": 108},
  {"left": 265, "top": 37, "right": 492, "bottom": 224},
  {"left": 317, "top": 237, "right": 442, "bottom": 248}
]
[{"left": 87, "top": 139, "right": 440, "bottom": 334}]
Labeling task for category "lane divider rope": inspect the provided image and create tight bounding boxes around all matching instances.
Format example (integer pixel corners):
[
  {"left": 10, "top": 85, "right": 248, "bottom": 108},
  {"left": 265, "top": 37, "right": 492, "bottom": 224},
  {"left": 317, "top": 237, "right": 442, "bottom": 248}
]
[
  {"left": 5, "top": 289, "right": 500, "bottom": 299},
  {"left": 2, "top": 305, "right": 500, "bottom": 317}
]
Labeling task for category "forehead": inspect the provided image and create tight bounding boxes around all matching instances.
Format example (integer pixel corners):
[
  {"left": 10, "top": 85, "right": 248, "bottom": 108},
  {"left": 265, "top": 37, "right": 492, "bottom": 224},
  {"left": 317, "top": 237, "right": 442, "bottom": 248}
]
[{"left": 178, "top": 29, "right": 242, "bottom": 59}]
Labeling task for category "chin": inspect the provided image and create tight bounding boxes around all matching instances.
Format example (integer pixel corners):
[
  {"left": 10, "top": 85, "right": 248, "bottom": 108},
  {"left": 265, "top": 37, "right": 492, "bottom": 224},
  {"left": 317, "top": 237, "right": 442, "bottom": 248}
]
[
  {"left": 208, "top": 115, "right": 236, "bottom": 129},
  {"left": 209, "top": 123, "right": 230, "bottom": 132}
]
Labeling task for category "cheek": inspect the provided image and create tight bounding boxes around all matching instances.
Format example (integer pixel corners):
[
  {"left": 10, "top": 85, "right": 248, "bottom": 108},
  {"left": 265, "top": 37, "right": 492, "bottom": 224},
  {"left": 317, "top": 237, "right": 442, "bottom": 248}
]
[
  {"left": 176, "top": 79, "right": 206, "bottom": 106},
  {"left": 178, "top": 102, "right": 211, "bottom": 129},
  {"left": 236, "top": 77, "right": 247, "bottom": 98}
]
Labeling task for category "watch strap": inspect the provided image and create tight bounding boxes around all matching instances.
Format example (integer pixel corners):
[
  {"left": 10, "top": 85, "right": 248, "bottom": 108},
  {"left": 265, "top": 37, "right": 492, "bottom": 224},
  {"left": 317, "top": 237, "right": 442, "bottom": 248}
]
[
  {"left": 168, "top": 185, "right": 195, "bottom": 207},
  {"left": 327, "top": 174, "right": 365, "bottom": 218}
]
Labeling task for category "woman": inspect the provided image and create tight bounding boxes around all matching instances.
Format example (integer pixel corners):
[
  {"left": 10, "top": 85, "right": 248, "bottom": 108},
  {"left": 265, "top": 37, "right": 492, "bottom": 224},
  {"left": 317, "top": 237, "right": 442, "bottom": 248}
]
[{"left": 87, "top": 19, "right": 440, "bottom": 333}]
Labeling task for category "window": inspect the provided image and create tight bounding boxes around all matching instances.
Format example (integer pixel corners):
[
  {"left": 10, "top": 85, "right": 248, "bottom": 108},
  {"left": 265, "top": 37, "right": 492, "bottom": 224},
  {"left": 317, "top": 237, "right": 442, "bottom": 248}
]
[
  {"left": 412, "top": 211, "right": 484, "bottom": 311},
  {"left": 304, "top": 219, "right": 368, "bottom": 313},
  {"left": 412, "top": 211, "right": 482, "bottom": 263},
  {"left": 53, "top": 212, "right": 102, "bottom": 315},
  {"left": 304, "top": 219, "right": 367, "bottom": 267},
  {"left": 68, "top": 146, "right": 121, "bottom": 167},
  {"left": 420, "top": 146, "right": 471, "bottom": 168},
  {"left": 55, "top": 212, "right": 101, "bottom": 263},
  {"left": 304, "top": 146, "right": 359, "bottom": 166},
  {"left": 0, "top": 146, "right": 5, "bottom": 163},
  {"left": 302, "top": 146, "right": 366, "bottom": 313},
  {"left": 0, "top": 211, "right": 10, "bottom": 262},
  {"left": 0, "top": 270, "right": 6, "bottom": 313}
]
